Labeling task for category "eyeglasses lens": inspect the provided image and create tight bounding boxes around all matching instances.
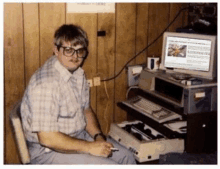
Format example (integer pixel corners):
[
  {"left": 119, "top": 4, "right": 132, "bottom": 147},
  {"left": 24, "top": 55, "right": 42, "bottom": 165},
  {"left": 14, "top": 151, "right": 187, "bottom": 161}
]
[{"left": 64, "top": 48, "right": 86, "bottom": 58}]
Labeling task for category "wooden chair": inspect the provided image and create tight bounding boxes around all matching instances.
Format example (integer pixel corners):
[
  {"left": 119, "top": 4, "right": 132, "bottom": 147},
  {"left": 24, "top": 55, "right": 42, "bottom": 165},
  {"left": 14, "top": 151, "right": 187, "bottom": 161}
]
[{"left": 10, "top": 101, "right": 31, "bottom": 164}]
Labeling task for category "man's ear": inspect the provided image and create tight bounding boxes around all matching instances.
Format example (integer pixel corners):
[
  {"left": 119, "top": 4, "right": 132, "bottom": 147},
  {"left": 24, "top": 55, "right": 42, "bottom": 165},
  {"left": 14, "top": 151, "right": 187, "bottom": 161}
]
[{"left": 53, "top": 45, "right": 59, "bottom": 56}]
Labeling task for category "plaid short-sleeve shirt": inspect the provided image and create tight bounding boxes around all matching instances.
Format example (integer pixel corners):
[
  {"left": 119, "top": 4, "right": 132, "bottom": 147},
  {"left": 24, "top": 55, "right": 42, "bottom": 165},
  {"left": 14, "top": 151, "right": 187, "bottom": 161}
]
[{"left": 21, "top": 56, "right": 90, "bottom": 143}]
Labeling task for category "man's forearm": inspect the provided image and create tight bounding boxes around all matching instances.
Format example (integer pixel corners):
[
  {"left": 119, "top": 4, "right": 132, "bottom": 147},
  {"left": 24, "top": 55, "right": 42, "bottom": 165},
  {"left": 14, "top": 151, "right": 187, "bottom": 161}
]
[
  {"left": 84, "top": 108, "right": 103, "bottom": 138},
  {"left": 37, "top": 130, "right": 113, "bottom": 157},
  {"left": 37, "top": 131, "right": 90, "bottom": 153}
]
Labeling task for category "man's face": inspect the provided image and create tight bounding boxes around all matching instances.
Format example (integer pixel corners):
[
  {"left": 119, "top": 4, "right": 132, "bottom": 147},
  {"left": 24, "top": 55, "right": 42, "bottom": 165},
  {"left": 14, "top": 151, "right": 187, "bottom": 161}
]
[{"left": 54, "top": 41, "right": 85, "bottom": 72}]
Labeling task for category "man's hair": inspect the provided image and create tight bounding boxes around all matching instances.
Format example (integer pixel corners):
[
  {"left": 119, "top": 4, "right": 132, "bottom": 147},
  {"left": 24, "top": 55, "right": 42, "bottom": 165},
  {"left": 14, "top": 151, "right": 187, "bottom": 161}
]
[{"left": 54, "top": 24, "right": 89, "bottom": 50}]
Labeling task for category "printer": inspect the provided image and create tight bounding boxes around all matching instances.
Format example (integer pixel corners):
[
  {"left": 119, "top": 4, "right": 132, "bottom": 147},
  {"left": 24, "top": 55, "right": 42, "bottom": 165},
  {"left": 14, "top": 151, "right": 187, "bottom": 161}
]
[{"left": 108, "top": 120, "right": 185, "bottom": 162}]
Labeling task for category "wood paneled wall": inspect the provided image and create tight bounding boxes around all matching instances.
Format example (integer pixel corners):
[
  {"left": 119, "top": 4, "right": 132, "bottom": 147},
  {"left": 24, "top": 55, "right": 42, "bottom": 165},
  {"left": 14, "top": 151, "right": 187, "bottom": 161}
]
[{"left": 4, "top": 3, "right": 188, "bottom": 164}]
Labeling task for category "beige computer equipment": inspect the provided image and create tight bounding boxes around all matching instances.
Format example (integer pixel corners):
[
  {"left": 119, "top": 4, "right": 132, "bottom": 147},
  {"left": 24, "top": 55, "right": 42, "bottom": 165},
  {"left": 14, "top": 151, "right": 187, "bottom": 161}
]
[{"left": 108, "top": 120, "right": 184, "bottom": 162}]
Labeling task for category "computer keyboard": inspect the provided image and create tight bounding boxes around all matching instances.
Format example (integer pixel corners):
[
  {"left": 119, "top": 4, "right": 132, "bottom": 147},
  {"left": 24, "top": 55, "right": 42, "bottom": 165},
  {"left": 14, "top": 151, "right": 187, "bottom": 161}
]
[
  {"left": 123, "top": 95, "right": 182, "bottom": 123},
  {"left": 132, "top": 96, "right": 161, "bottom": 114}
]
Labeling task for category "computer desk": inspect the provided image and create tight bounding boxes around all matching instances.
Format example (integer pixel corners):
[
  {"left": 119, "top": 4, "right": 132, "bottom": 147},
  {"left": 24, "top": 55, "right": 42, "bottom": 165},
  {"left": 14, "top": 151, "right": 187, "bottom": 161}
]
[{"left": 117, "top": 87, "right": 217, "bottom": 164}]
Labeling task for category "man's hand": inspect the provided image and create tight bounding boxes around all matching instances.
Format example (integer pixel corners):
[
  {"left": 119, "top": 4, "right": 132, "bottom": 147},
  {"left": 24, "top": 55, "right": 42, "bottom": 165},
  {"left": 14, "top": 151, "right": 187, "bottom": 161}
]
[{"left": 87, "top": 141, "right": 113, "bottom": 157}]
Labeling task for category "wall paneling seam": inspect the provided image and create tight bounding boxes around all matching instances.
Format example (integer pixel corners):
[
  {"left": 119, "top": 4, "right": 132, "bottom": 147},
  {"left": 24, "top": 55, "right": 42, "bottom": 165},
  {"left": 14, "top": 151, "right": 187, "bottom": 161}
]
[
  {"left": 38, "top": 3, "right": 41, "bottom": 68},
  {"left": 113, "top": 3, "right": 117, "bottom": 123},
  {"left": 22, "top": 3, "right": 26, "bottom": 88},
  {"left": 134, "top": 3, "right": 137, "bottom": 65},
  {"left": 65, "top": 3, "right": 67, "bottom": 23}
]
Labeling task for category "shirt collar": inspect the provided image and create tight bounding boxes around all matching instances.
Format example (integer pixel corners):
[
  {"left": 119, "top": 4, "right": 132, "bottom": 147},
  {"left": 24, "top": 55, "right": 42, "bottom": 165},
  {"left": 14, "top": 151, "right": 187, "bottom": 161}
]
[{"left": 54, "top": 56, "right": 84, "bottom": 82}]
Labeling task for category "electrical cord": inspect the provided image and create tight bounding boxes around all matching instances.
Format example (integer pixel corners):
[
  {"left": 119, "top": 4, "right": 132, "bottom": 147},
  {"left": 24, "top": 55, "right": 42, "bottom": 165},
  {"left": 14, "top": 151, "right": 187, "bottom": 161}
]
[
  {"left": 126, "top": 86, "right": 139, "bottom": 99},
  {"left": 101, "top": 6, "right": 189, "bottom": 82}
]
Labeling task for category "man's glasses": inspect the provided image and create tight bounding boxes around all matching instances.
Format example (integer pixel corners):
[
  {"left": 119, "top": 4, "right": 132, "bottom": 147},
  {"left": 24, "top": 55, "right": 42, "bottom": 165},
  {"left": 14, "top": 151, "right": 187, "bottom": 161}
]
[{"left": 56, "top": 45, "right": 87, "bottom": 58}]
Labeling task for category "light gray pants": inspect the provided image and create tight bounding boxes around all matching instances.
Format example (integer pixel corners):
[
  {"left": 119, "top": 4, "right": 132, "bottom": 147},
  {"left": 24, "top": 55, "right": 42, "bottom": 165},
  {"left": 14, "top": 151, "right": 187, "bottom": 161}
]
[{"left": 27, "top": 131, "right": 136, "bottom": 164}]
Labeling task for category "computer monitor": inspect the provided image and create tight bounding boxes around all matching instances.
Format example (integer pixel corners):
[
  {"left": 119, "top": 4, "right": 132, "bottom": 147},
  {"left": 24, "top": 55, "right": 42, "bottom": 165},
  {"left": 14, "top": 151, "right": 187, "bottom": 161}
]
[{"left": 160, "top": 32, "right": 217, "bottom": 80}]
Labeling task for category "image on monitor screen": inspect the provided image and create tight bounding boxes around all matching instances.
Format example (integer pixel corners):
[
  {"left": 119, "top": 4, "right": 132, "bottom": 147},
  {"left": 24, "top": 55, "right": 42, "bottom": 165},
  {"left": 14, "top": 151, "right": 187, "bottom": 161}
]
[{"left": 167, "top": 44, "right": 187, "bottom": 57}]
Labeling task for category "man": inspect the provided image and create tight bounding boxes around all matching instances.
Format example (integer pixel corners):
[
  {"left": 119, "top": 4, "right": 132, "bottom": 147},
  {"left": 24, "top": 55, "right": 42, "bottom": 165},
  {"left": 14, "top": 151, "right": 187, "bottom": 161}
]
[{"left": 21, "top": 24, "right": 136, "bottom": 164}]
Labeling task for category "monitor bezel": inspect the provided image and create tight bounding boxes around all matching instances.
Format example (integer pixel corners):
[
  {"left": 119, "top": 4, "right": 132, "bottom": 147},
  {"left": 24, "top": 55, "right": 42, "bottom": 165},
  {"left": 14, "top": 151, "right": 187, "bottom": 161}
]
[{"left": 160, "top": 32, "right": 217, "bottom": 80}]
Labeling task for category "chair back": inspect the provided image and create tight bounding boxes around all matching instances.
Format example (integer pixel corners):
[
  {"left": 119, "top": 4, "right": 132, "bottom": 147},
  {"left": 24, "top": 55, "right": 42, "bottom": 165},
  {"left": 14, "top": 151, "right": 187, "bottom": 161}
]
[{"left": 10, "top": 101, "right": 30, "bottom": 164}]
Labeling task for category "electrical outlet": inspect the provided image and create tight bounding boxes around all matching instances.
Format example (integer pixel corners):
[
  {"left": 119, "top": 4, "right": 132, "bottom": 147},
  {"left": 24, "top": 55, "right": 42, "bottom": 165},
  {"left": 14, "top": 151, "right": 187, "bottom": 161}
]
[
  {"left": 93, "top": 77, "right": 101, "bottom": 86},
  {"left": 87, "top": 79, "right": 93, "bottom": 87}
]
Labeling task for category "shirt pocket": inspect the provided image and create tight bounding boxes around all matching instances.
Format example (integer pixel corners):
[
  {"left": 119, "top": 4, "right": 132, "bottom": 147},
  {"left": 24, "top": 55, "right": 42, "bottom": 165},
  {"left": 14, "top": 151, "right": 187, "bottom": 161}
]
[{"left": 59, "top": 98, "right": 81, "bottom": 118}]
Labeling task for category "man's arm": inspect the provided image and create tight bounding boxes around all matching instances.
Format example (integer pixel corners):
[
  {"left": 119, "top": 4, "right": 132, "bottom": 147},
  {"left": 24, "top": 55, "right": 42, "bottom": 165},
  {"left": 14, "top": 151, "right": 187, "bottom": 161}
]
[
  {"left": 84, "top": 107, "right": 106, "bottom": 141},
  {"left": 37, "top": 131, "right": 112, "bottom": 157},
  {"left": 37, "top": 131, "right": 89, "bottom": 153}
]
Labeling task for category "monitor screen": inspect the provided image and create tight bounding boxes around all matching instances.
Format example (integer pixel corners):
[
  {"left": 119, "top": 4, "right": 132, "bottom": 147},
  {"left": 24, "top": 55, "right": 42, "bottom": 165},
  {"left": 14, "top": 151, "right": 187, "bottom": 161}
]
[
  {"left": 160, "top": 32, "right": 217, "bottom": 80},
  {"left": 165, "top": 36, "right": 211, "bottom": 71}
]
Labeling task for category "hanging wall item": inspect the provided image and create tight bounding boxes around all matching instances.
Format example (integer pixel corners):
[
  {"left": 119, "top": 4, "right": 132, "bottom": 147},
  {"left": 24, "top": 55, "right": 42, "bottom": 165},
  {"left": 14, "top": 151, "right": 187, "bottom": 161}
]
[{"left": 67, "top": 3, "right": 115, "bottom": 13}]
